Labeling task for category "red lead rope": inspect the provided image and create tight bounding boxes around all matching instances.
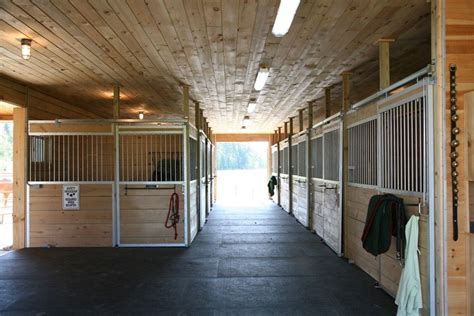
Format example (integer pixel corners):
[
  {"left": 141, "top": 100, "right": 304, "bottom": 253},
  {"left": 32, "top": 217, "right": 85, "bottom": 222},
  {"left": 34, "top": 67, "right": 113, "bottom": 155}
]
[{"left": 165, "top": 192, "right": 180, "bottom": 240}]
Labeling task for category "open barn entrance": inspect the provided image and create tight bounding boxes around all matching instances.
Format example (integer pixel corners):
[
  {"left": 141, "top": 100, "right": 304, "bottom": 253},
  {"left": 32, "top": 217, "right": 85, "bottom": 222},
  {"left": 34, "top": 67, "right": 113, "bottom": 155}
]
[
  {"left": 0, "top": 121, "right": 13, "bottom": 252},
  {"left": 216, "top": 141, "right": 269, "bottom": 206}
]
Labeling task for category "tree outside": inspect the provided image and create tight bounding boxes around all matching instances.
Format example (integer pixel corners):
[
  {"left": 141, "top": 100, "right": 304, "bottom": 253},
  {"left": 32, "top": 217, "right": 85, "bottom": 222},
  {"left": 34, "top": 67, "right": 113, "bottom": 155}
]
[{"left": 0, "top": 121, "right": 13, "bottom": 250}]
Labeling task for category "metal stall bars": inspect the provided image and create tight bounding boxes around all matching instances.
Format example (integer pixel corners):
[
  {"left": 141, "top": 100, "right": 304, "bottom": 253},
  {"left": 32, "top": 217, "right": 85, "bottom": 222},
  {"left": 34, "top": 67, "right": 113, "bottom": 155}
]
[
  {"left": 309, "top": 113, "right": 344, "bottom": 255},
  {"left": 116, "top": 121, "right": 190, "bottom": 247},
  {"left": 27, "top": 121, "right": 115, "bottom": 247}
]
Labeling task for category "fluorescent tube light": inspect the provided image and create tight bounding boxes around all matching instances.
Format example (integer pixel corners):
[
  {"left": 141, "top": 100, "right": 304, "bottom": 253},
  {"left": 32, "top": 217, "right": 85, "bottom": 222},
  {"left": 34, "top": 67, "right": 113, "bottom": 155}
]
[
  {"left": 254, "top": 67, "right": 269, "bottom": 91},
  {"left": 272, "top": 0, "right": 301, "bottom": 37},
  {"left": 247, "top": 102, "right": 256, "bottom": 113}
]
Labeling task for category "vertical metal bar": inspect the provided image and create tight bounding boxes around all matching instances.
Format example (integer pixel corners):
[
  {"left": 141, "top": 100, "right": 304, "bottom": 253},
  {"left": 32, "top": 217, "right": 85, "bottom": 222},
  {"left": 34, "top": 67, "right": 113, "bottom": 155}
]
[
  {"left": 145, "top": 135, "right": 148, "bottom": 181},
  {"left": 96, "top": 135, "right": 99, "bottom": 181},
  {"left": 160, "top": 135, "right": 163, "bottom": 181},
  {"left": 165, "top": 134, "right": 168, "bottom": 181},
  {"left": 140, "top": 135, "right": 143, "bottom": 181}
]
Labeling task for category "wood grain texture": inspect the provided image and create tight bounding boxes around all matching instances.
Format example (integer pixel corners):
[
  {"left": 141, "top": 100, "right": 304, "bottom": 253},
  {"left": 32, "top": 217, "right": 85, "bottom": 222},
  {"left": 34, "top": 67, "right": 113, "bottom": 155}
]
[
  {"left": 0, "top": 0, "right": 430, "bottom": 132},
  {"left": 29, "top": 184, "right": 113, "bottom": 247},
  {"left": 446, "top": 1, "right": 474, "bottom": 314}
]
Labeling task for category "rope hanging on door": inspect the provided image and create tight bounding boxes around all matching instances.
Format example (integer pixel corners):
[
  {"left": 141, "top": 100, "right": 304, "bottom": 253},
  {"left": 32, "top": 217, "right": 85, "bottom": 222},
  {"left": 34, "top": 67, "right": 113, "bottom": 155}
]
[{"left": 165, "top": 189, "right": 180, "bottom": 240}]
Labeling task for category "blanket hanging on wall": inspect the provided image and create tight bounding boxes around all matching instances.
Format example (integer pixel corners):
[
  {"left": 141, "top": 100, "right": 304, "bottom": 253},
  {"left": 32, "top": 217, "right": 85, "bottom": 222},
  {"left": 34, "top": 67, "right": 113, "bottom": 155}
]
[{"left": 361, "top": 194, "right": 406, "bottom": 261}]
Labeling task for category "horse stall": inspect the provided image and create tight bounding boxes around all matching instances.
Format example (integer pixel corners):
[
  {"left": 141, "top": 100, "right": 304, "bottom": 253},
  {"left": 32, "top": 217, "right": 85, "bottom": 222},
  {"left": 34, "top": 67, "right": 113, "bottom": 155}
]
[
  {"left": 309, "top": 114, "right": 343, "bottom": 255},
  {"left": 279, "top": 138, "right": 290, "bottom": 213},
  {"left": 27, "top": 119, "right": 201, "bottom": 248},
  {"left": 343, "top": 70, "right": 435, "bottom": 313},
  {"left": 292, "top": 131, "right": 309, "bottom": 227}
]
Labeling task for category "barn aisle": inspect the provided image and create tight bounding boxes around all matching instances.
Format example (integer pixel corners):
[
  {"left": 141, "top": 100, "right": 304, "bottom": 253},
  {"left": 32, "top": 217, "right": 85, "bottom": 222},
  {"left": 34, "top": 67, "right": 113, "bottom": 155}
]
[{"left": 0, "top": 202, "right": 395, "bottom": 315}]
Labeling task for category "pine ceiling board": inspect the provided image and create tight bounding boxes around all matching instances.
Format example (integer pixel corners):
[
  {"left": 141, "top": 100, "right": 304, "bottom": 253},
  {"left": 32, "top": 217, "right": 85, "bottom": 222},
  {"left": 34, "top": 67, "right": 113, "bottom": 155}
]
[
  {"left": 182, "top": 0, "right": 218, "bottom": 109},
  {"left": 54, "top": 0, "right": 175, "bottom": 103},
  {"left": 163, "top": 0, "right": 210, "bottom": 107},
  {"left": 89, "top": 0, "right": 176, "bottom": 105}
]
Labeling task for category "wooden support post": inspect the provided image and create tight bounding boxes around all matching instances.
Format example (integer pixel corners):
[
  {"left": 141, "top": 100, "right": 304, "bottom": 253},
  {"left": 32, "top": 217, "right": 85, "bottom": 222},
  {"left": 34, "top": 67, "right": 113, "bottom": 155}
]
[
  {"left": 341, "top": 71, "right": 351, "bottom": 257},
  {"left": 183, "top": 85, "right": 191, "bottom": 246},
  {"left": 13, "top": 106, "right": 27, "bottom": 249},
  {"left": 277, "top": 127, "right": 282, "bottom": 206},
  {"left": 289, "top": 117, "right": 294, "bottom": 215},
  {"left": 308, "top": 101, "right": 313, "bottom": 129},
  {"left": 194, "top": 102, "right": 200, "bottom": 129},
  {"left": 341, "top": 72, "right": 352, "bottom": 112},
  {"left": 325, "top": 88, "right": 331, "bottom": 118},
  {"left": 113, "top": 85, "right": 120, "bottom": 119},
  {"left": 298, "top": 109, "right": 304, "bottom": 132},
  {"left": 306, "top": 101, "right": 313, "bottom": 228},
  {"left": 200, "top": 110, "right": 204, "bottom": 131},
  {"left": 378, "top": 39, "right": 394, "bottom": 90},
  {"left": 284, "top": 122, "right": 288, "bottom": 139}
]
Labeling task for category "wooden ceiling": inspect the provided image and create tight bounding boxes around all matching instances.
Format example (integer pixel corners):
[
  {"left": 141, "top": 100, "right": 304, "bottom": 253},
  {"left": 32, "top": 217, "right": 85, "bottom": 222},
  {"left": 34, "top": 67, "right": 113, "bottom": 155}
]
[{"left": 0, "top": 0, "right": 431, "bottom": 132}]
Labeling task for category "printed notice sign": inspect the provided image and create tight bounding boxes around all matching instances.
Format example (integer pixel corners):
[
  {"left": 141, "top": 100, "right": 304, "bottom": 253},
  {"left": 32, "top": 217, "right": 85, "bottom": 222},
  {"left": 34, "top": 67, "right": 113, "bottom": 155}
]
[{"left": 63, "top": 185, "right": 80, "bottom": 210}]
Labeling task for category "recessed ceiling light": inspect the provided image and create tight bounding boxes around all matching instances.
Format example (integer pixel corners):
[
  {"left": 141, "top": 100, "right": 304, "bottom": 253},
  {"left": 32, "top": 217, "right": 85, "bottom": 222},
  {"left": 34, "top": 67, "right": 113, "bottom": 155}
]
[
  {"left": 272, "top": 0, "right": 301, "bottom": 37},
  {"left": 247, "top": 102, "right": 256, "bottom": 113},
  {"left": 242, "top": 115, "right": 250, "bottom": 126},
  {"left": 21, "top": 38, "right": 32, "bottom": 60},
  {"left": 254, "top": 67, "right": 269, "bottom": 91},
  {"left": 138, "top": 111, "right": 144, "bottom": 120}
]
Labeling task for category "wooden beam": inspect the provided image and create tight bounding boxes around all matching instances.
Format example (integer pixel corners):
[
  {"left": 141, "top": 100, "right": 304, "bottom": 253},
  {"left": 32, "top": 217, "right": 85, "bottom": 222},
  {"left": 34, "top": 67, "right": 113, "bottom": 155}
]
[
  {"left": 215, "top": 133, "right": 273, "bottom": 142},
  {"left": 298, "top": 109, "right": 304, "bottom": 132},
  {"left": 307, "top": 101, "right": 313, "bottom": 129},
  {"left": 113, "top": 85, "right": 120, "bottom": 119},
  {"left": 378, "top": 39, "right": 394, "bottom": 90},
  {"left": 284, "top": 121, "right": 288, "bottom": 139},
  {"left": 13, "top": 106, "right": 27, "bottom": 249},
  {"left": 288, "top": 117, "right": 294, "bottom": 215},
  {"left": 194, "top": 101, "right": 200, "bottom": 129},
  {"left": 341, "top": 72, "right": 352, "bottom": 112},
  {"left": 182, "top": 85, "right": 190, "bottom": 120},
  {"left": 278, "top": 127, "right": 282, "bottom": 142},
  {"left": 325, "top": 87, "right": 331, "bottom": 118}
]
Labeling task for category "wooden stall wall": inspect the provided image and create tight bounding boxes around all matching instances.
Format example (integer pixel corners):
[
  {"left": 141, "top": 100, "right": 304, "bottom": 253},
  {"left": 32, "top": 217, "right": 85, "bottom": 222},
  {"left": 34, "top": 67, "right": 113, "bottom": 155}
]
[
  {"left": 190, "top": 181, "right": 198, "bottom": 242},
  {"left": 0, "top": 77, "right": 102, "bottom": 119},
  {"left": 29, "top": 184, "right": 113, "bottom": 247},
  {"left": 119, "top": 185, "right": 185, "bottom": 244},
  {"left": 445, "top": 1, "right": 473, "bottom": 313},
  {"left": 293, "top": 134, "right": 308, "bottom": 227}
]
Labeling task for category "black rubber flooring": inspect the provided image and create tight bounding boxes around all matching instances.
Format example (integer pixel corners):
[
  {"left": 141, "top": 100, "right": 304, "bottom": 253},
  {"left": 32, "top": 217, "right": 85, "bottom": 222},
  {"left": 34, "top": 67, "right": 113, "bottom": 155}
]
[{"left": 0, "top": 202, "right": 396, "bottom": 315}]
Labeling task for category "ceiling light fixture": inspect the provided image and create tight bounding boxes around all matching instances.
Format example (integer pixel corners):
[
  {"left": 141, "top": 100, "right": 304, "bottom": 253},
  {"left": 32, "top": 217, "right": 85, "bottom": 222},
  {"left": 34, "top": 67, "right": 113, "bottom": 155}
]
[
  {"left": 254, "top": 67, "right": 269, "bottom": 91},
  {"left": 247, "top": 102, "right": 256, "bottom": 113},
  {"left": 272, "top": 0, "right": 301, "bottom": 37},
  {"left": 242, "top": 115, "right": 250, "bottom": 126},
  {"left": 21, "top": 38, "right": 32, "bottom": 60},
  {"left": 138, "top": 111, "right": 144, "bottom": 120}
]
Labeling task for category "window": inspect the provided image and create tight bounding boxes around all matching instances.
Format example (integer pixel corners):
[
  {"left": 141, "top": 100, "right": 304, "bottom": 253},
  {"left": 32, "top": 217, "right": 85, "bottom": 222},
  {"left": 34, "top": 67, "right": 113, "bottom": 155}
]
[
  {"left": 272, "top": 149, "right": 278, "bottom": 174},
  {"left": 298, "top": 141, "right": 306, "bottom": 177},
  {"left": 323, "top": 129, "right": 340, "bottom": 181},
  {"left": 283, "top": 146, "right": 289, "bottom": 174},
  {"left": 380, "top": 97, "right": 426, "bottom": 193},
  {"left": 291, "top": 144, "right": 298, "bottom": 174},
  {"left": 310, "top": 137, "right": 323, "bottom": 178},
  {"left": 348, "top": 119, "right": 377, "bottom": 185},
  {"left": 189, "top": 137, "right": 197, "bottom": 180}
]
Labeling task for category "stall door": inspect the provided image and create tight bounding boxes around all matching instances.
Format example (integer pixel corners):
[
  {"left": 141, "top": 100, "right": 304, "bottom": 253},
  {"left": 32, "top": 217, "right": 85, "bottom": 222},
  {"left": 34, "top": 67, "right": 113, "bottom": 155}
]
[
  {"left": 310, "top": 122, "right": 343, "bottom": 255},
  {"left": 199, "top": 136, "right": 207, "bottom": 228},
  {"left": 117, "top": 126, "right": 186, "bottom": 247},
  {"left": 293, "top": 133, "right": 308, "bottom": 227}
]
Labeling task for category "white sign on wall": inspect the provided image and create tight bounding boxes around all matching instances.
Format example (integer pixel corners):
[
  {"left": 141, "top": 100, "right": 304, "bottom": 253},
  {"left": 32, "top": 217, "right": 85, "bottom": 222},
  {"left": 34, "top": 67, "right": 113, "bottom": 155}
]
[{"left": 63, "top": 185, "right": 80, "bottom": 210}]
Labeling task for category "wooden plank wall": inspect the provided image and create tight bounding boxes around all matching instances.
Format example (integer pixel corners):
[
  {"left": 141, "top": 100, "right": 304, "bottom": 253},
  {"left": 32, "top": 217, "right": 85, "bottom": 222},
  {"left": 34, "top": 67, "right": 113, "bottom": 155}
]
[
  {"left": 446, "top": 1, "right": 473, "bottom": 313},
  {"left": 190, "top": 180, "right": 198, "bottom": 242},
  {"left": 119, "top": 185, "right": 184, "bottom": 244},
  {"left": 29, "top": 184, "right": 113, "bottom": 247},
  {"left": 0, "top": 77, "right": 102, "bottom": 119},
  {"left": 280, "top": 177, "right": 290, "bottom": 213}
]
